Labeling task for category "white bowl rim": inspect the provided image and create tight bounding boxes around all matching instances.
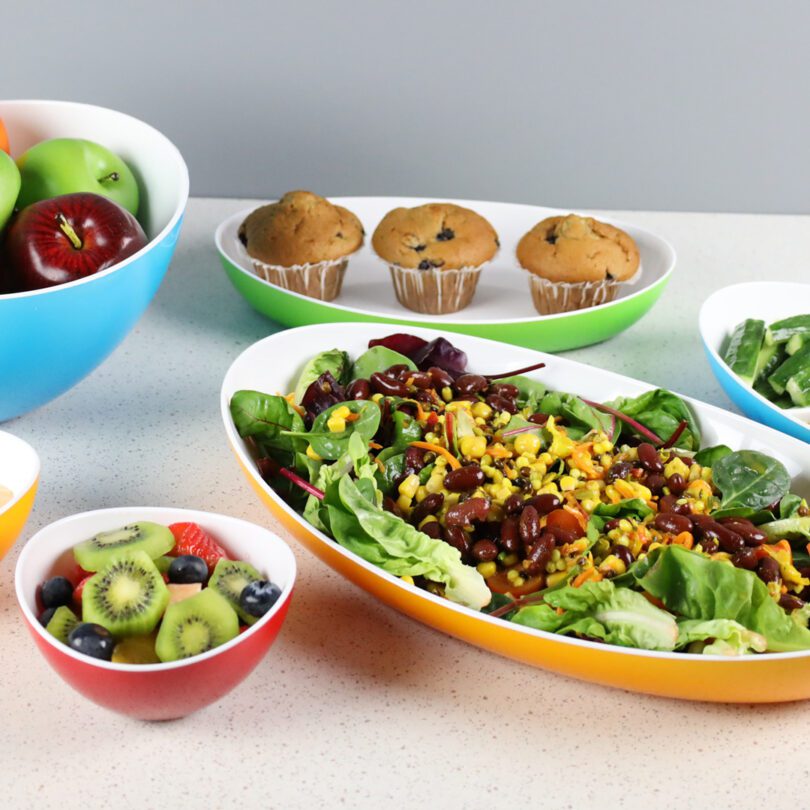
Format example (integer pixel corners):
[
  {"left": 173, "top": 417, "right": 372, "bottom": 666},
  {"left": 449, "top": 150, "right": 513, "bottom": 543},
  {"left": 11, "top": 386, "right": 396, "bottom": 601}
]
[
  {"left": 15, "top": 506, "right": 296, "bottom": 673},
  {"left": 214, "top": 198, "right": 677, "bottom": 326},
  {"left": 0, "top": 99, "right": 190, "bottom": 301},
  {"left": 0, "top": 430, "right": 40, "bottom": 519},
  {"left": 699, "top": 281, "right": 810, "bottom": 433},
  {"left": 221, "top": 321, "right": 810, "bottom": 665}
]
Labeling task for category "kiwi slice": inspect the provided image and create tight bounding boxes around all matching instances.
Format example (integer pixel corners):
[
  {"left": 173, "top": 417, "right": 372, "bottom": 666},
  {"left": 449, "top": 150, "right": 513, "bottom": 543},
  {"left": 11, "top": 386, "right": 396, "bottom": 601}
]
[
  {"left": 155, "top": 588, "right": 238, "bottom": 662},
  {"left": 45, "top": 605, "right": 79, "bottom": 644},
  {"left": 209, "top": 559, "right": 263, "bottom": 624},
  {"left": 112, "top": 632, "right": 160, "bottom": 665},
  {"left": 154, "top": 555, "right": 173, "bottom": 575},
  {"left": 82, "top": 550, "right": 169, "bottom": 636},
  {"left": 74, "top": 522, "right": 174, "bottom": 572}
]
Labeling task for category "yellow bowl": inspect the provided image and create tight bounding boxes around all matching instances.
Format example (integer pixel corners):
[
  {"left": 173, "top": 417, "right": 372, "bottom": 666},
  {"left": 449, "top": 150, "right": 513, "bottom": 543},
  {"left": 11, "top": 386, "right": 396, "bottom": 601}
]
[
  {"left": 0, "top": 431, "right": 40, "bottom": 560},
  {"left": 221, "top": 324, "right": 810, "bottom": 703}
]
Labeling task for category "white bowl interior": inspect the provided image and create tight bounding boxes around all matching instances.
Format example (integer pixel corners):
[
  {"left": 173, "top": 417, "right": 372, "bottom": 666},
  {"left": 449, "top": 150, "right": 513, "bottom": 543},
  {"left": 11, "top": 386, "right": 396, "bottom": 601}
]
[
  {"left": 15, "top": 506, "right": 296, "bottom": 671},
  {"left": 700, "top": 281, "right": 810, "bottom": 425},
  {"left": 0, "top": 431, "right": 39, "bottom": 517},
  {"left": 0, "top": 100, "right": 188, "bottom": 242},
  {"left": 216, "top": 198, "right": 676, "bottom": 324},
  {"left": 220, "top": 322, "right": 810, "bottom": 663}
]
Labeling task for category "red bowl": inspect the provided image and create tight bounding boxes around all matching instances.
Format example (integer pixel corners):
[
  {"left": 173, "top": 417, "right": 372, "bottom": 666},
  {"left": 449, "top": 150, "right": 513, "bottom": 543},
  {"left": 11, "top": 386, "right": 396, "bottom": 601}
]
[{"left": 15, "top": 506, "right": 296, "bottom": 720}]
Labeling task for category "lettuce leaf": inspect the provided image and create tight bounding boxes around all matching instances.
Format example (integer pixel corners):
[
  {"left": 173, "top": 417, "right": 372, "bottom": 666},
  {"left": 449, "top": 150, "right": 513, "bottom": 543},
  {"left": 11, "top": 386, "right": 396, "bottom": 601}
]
[
  {"left": 676, "top": 619, "right": 767, "bottom": 655},
  {"left": 633, "top": 545, "right": 810, "bottom": 652}
]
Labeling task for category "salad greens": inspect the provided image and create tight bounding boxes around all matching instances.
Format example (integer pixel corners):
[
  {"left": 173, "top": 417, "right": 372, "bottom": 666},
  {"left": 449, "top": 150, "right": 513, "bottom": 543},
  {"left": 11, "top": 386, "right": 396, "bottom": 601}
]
[
  {"left": 293, "top": 349, "right": 350, "bottom": 404},
  {"left": 352, "top": 346, "right": 416, "bottom": 380},
  {"left": 712, "top": 450, "right": 791, "bottom": 511},
  {"left": 606, "top": 388, "right": 701, "bottom": 450}
]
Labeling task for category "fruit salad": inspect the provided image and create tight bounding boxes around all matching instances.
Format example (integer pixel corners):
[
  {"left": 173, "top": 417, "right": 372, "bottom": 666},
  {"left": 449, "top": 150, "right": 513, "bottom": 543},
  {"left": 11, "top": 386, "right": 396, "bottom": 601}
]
[
  {"left": 230, "top": 332, "right": 810, "bottom": 656},
  {"left": 37, "top": 521, "right": 282, "bottom": 664}
]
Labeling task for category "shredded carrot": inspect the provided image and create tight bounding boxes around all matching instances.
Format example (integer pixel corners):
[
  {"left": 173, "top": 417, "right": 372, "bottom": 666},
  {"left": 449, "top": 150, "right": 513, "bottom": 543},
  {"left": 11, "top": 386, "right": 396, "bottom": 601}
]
[
  {"left": 672, "top": 530, "right": 694, "bottom": 549},
  {"left": 409, "top": 441, "right": 461, "bottom": 470},
  {"left": 374, "top": 457, "right": 385, "bottom": 473},
  {"left": 280, "top": 392, "right": 306, "bottom": 417},
  {"left": 642, "top": 592, "right": 667, "bottom": 610},
  {"left": 487, "top": 444, "right": 512, "bottom": 459},
  {"left": 572, "top": 567, "right": 602, "bottom": 587},
  {"left": 686, "top": 479, "right": 713, "bottom": 499},
  {"left": 414, "top": 400, "right": 430, "bottom": 423},
  {"left": 570, "top": 443, "right": 600, "bottom": 479},
  {"left": 345, "top": 412, "right": 360, "bottom": 423},
  {"left": 369, "top": 441, "right": 383, "bottom": 450}
]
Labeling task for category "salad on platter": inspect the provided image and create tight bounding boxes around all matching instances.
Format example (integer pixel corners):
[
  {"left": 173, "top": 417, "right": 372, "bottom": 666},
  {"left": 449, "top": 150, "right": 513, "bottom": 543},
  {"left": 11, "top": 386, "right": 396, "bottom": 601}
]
[{"left": 229, "top": 332, "right": 810, "bottom": 656}]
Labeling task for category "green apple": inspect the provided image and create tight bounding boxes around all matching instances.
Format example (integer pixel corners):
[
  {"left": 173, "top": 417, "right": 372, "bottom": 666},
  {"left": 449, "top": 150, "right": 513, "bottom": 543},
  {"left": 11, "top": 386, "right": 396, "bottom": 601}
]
[
  {"left": 16, "top": 138, "right": 139, "bottom": 216},
  {"left": 0, "top": 150, "right": 20, "bottom": 231}
]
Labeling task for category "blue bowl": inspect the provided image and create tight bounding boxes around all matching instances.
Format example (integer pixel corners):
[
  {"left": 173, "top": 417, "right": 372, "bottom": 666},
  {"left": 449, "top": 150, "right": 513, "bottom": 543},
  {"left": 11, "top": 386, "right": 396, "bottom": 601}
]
[
  {"left": 0, "top": 100, "right": 189, "bottom": 421},
  {"left": 699, "top": 281, "right": 810, "bottom": 443}
]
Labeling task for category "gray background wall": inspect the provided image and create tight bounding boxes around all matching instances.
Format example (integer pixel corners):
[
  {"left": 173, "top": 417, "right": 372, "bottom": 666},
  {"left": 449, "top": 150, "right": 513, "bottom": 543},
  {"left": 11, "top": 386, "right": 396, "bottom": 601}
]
[{"left": 5, "top": 0, "right": 808, "bottom": 213}]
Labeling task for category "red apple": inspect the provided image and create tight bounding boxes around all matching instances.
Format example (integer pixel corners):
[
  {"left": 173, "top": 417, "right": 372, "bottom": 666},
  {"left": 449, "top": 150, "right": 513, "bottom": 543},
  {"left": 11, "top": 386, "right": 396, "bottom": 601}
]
[{"left": 3, "top": 191, "right": 147, "bottom": 292}]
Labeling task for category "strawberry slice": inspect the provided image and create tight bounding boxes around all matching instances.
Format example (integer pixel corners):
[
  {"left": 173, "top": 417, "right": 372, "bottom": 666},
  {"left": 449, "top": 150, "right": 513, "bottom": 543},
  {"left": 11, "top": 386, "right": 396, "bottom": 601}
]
[
  {"left": 168, "top": 522, "right": 229, "bottom": 574},
  {"left": 73, "top": 574, "right": 93, "bottom": 605}
]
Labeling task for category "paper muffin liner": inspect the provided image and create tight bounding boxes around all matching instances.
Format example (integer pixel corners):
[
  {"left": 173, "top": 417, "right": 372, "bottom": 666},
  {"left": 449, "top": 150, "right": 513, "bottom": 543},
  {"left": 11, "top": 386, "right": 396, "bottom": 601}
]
[
  {"left": 525, "top": 267, "right": 643, "bottom": 315},
  {"left": 387, "top": 263, "right": 484, "bottom": 315}
]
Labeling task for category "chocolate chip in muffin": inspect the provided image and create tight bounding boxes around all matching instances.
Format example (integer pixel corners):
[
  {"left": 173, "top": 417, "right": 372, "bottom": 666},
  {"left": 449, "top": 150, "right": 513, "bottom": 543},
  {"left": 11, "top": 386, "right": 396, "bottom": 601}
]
[
  {"left": 436, "top": 228, "right": 455, "bottom": 241},
  {"left": 413, "top": 244, "right": 426, "bottom": 252},
  {"left": 418, "top": 259, "right": 431, "bottom": 270},
  {"left": 545, "top": 233, "right": 557, "bottom": 245}
]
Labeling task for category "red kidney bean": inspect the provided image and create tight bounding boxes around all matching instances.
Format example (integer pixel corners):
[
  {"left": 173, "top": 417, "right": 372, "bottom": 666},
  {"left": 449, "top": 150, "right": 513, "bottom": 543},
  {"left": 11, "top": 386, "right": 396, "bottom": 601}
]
[
  {"left": 454, "top": 374, "right": 488, "bottom": 395},
  {"left": 605, "top": 519, "right": 621, "bottom": 532},
  {"left": 346, "top": 378, "right": 372, "bottom": 399},
  {"left": 503, "top": 494, "right": 525, "bottom": 515},
  {"left": 666, "top": 473, "right": 687, "bottom": 494},
  {"left": 528, "top": 493, "right": 562, "bottom": 515},
  {"left": 715, "top": 525, "right": 745, "bottom": 554},
  {"left": 528, "top": 413, "right": 549, "bottom": 425},
  {"left": 488, "top": 383, "right": 519, "bottom": 401},
  {"left": 524, "top": 533, "right": 555, "bottom": 575},
  {"left": 717, "top": 518, "right": 768, "bottom": 547},
  {"left": 404, "top": 446, "right": 427, "bottom": 473},
  {"left": 444, "top": 497, "right": 490, "bottom": 527},
  {"left": 388, "top": 364, "right": 414, "bottom": 380},
  {"left": 659, "top": 494, "right": 691, "bottom": 515},
  {"left": 471, "top": 539, "right": 499, "bottom": 563},
  {"left": 644, "top": 473, "right": 666, "bottom": 495},
  {"left": 428, "top": 366, "right": 454, "bottom": 389},
  {"left": 414, "top": 389, "right": 436, "bottom": 404},
  {"left": 486, "top": 393, "right": 518, "bottom": 414},
  {"left": 443, "top": 525, "right": 470, "bottom": 557},
  {"left": 606, "top": 461, "right": 633, "bottom": 483},
  {"left": 420, "top": 521, "right": 443, "bottom": 540},
  {"left": 444, "top": 464, "right": 485, "bottom": 492},
  {"left": 731, "top": 547, "right": 758, "bottom": 570},
  {"left": 545, "top": 525, "right": 578, "bottom": 546},
  {"left": 611, "top": 545, "right": 634, "bottom": 568},
  {"left": 499, "top": 516, "right": 521, "bottom": 552},
  {"left": 701, "top": 537, "right": 719, "bottom": 554},
  {"left": 779, "top": 593, "right": 805, "bottom": 612},
  {"left": 637, "top": 443, "right": 664, "bottom": 473},
  {"left": 653, "top": 513, "right": 692, "bottom": 535},
  {"left": 409, "top": 371, "right": 433, "bottom": 389},
  {"left": 410, "top": 493, "right": 444, "bottom": 525},
  {"left": 383, "top": 497, "right": 404, "bottom": 518},
  {"left": 519, "top": 505, "right": 541, "bottom": 547},
  {"left": 370, "top": 372, "right": 409, "bottom": 397},
  {"left": 757, "top": 556, "right": 780, "bottom": 584}
]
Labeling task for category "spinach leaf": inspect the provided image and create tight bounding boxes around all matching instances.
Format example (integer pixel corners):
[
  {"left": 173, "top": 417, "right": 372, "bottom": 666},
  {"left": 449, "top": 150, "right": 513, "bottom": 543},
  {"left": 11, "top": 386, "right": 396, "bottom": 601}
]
[
  {"left": 633, "top": 545, "right": 810, "bottom": 652},
  {"left": 283, "top": 399, "right": 381, "bottom": 460},
  {"left": 590, "top": 499, "right": 654, "bottom": 533},
  {"left": 390, "top": 410, "right": 423, "bottom": 451},
  {"left": 539, "top": 391, "right": 613, "bottom": 440},
  {"left": 709, "top": 506, "right": 776, "bottom": 524},
  {"left": 761, "top": 517, "right": 810, "bottom": 542},
  {"left": 712, "top": 450, "right": 790, "bottom": 511},
  {"left": 606, "top": 389, "right": 700, "bottom": 450},
  {"left": 374, "top": 452, "right": 406, "bottom": 495},
  {"left": 780, "top": 493, "right": 805, "bottom": 519},
  {"left": 351, "top": 346, "right": 416, "bottom": 380},
  {"left": 230, "top": 390, "right": 307, "bottom": 462},
  {"left": 694, "top": 445, "right": 732, "bottom": 467},
  {"left": 293, "top": 349, "right": 350, "bottom": 404},
  {"left": 495, "top": 375, "right": 547, "bottom": 411}
]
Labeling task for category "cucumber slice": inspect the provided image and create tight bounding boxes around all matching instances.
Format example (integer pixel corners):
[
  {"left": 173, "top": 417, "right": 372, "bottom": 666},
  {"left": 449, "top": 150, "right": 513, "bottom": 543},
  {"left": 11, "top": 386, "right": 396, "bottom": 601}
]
[
  {"left": 723, "top": 319, "right": 765, "bottom": 385},
  {"left": 753, "top": 342, "right": 784, "bottom": 385},
  {"left": 786, "top": 333, "right": 810, "bottom": 356},
  {"left": 766, "top": 314, "right": 810, "bottom": 345},
  {"left": 767, "top": 344, "right": 810, "bottom": 395},
  {"left": 786, "top": 366, "right": 810, "bottom": 407},
  {"left": 754, "top": 379, "right": 794, "bottom": 408}
]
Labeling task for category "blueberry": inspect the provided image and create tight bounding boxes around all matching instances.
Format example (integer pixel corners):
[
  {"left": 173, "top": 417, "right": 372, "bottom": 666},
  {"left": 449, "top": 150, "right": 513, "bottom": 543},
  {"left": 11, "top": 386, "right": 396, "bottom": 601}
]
[
  {"left": 418, "top": 259, "right": 431, "bottom": 270},
  {"left": 40, "top": 576, "right": 74, "bottom": 609},
  {"left": 38, "top": 607, "right": 57, "bottom": 627},
  {"left": 168, "top": 554, "right": 208, "bottom": 584},
  {"left": 239, "top": 580, "right": 282, "bottom": 618},
  {"left": 67, "top": 623, "right": 114, "bottom": 661}
]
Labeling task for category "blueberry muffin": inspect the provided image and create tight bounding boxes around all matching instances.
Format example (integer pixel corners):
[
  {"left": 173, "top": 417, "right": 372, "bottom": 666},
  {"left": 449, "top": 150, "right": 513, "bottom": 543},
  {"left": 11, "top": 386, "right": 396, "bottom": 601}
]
[
  {"left": 238, "top": 191, "right": 364, "bottom": 301},
  {"left": 516, "top": 214, "right": 640, "bottom": 314},
  {"left": 371, "top": 203, "right": 499, "bottom": 314}
]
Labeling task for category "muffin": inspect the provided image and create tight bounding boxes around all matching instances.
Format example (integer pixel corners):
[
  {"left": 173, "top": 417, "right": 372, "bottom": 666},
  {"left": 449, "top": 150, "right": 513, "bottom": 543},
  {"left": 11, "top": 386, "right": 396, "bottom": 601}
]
[
  {"left": 516, "top": 214, "right": 640, "bottom": 314},
  {"left": 371, "top": 203, "right": 499, "bottom": 314},
  {"left": 238, "top": 191, "right": 364, "bottom": 301}
]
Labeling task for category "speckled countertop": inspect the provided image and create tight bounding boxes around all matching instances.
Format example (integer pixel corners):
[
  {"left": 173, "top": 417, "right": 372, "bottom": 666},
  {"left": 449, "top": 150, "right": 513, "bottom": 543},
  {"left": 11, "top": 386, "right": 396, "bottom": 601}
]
[{"left": 2, "top": 199, "right": 809, "bottom": 810}]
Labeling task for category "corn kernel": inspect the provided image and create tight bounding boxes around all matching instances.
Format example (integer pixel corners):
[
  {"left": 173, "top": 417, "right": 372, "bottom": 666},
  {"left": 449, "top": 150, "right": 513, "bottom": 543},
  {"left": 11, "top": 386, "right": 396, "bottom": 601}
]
[
  {"left": 371, "top": 393, "right": 383, "bottom": 403},
  {"left": 502, "top": 554, "right": 519, "bottom": 567},
  {"left": 396, "top": 494, "right": 412, "bottom": 511},
  {"left": 459, "top": 435, "right": 487, "bottom": 459},
  {"left": 400, "top": 575, "right": 414, "bottom": 585},
  {"left": 507, "top": 568, "right": 520, "bottom": 582},
  {"left": 514, "top": 433, "right": 541, "bottom": 456},
  {"left": 598, "top": 554, "right": 627, "bottom": 576},
  {"left": 326, "top": 414, "right": 347, "bottom": 433},
  {"left": 546, "top": 570, "right": 568, "bottom": 588},
  {"left": 398, "top": 474, "right": 420, "bottom": 499},
  {"left": 425, "top": 476, "right": 444, "bottom": 494},
  {"left": 664, "top": 457, "right": 690, "bottom": 480},
  {"left": 593, "top": 440, "right": 613, "bottom": 455},
  {"left": 414, "top": 486, "right": 428, "bottom": 503},
  {"left": 471, "top": 401, "right": 493, "bottom": 420},
  {"left": 441, "top": 386, "right": 453, "bottom": 402},
  {"left": 306, "top": 444, "right": 322, "bottom": 461},
  {"left": 477, "top": 561, "right": 497, "bottom": 578},
  {"left": 559, "top": 475, "right": 576, "bottom": 491},
  {"left": 418, "top": 515, "right": 437, "bottom": 530}
]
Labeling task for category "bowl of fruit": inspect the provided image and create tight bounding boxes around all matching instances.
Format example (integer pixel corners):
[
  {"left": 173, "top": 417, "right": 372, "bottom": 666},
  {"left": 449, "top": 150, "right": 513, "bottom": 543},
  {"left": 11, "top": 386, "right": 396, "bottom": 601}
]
[
  {"left": 0, "top": 100, "right": 189, "bottom": 421},
  {"left": 0, "top": 430, "right": 39, "bottom": 560},
  {"left": 15, "top": 506, "right": 296, "bottom": 720}
]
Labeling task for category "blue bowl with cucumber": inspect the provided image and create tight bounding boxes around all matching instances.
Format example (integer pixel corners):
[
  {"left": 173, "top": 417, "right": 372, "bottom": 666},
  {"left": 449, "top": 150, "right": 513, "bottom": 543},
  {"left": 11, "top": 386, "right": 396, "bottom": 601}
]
[{"left": 700, "top": 282, "right": 810, "bottom": 443}]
